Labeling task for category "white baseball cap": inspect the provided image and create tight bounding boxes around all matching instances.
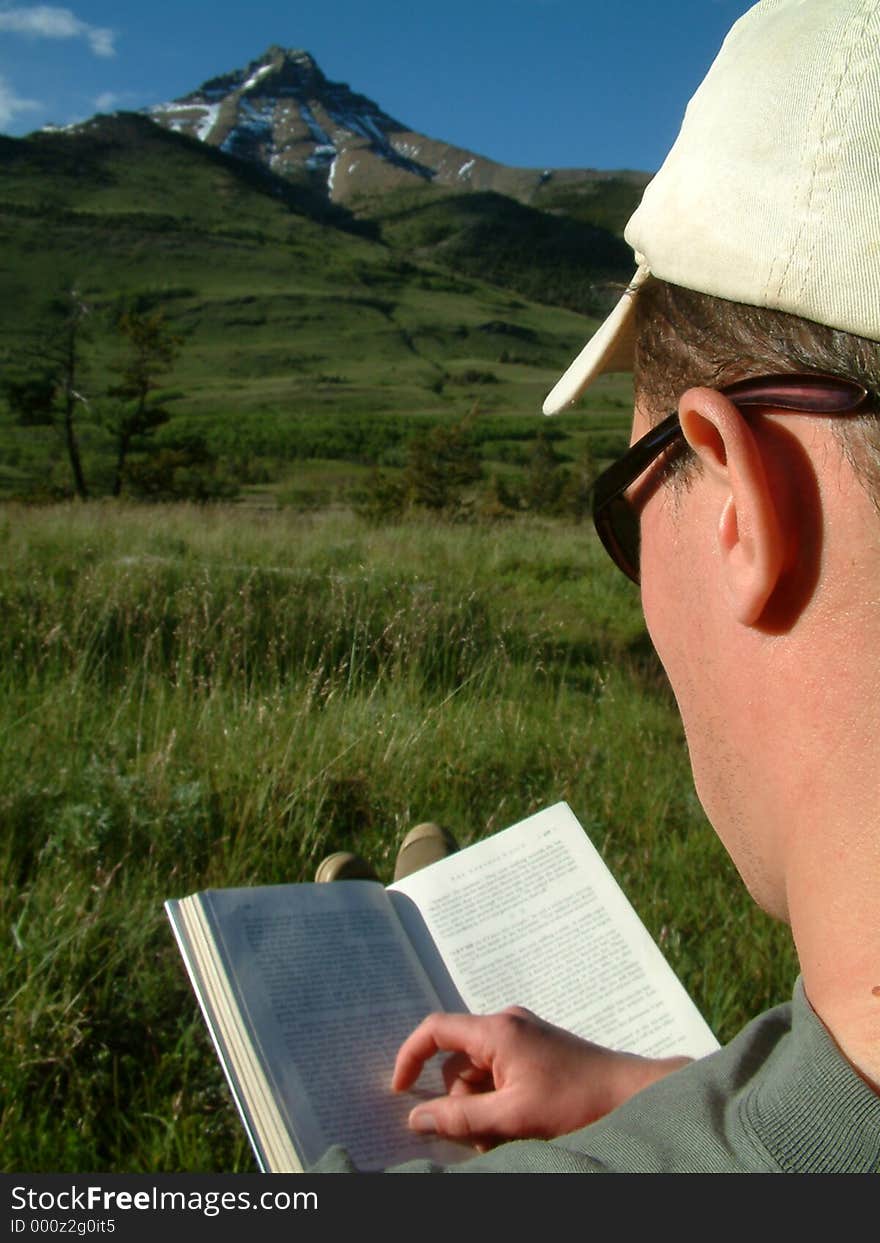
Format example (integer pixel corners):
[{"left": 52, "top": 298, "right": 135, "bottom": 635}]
[{"left": 543, "top": 0, "right": 880, "bottom": 416}]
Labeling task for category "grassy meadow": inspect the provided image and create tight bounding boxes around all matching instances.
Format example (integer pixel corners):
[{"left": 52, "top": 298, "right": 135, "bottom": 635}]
[{"left": 1, "top": 500, "right": 800, "bottom": 1172}]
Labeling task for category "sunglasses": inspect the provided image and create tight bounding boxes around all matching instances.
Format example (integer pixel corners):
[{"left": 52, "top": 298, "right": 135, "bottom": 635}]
[{"left": 592, "top": 372, "right": 870, "bottom": 584}]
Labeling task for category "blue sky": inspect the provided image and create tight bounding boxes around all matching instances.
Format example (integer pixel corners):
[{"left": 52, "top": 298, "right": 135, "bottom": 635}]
[{"left": 0, "top": 1, "right": 756, "bottom": 172}]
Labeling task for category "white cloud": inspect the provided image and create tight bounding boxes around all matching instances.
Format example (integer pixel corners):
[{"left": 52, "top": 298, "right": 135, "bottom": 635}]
[
  {"left": 0, "top": 71, "right": 41, "bottom": 126},
  {"left": 0, "top": 5, "right": 116, "bottom": 57},
  {"left": 93, "top": 90, "right": 132, "bottom": 111}
]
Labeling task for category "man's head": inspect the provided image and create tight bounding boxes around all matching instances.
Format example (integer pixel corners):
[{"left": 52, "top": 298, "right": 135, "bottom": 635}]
[
  {"left": 542, "top": 0, "right": 880, "bottom": 925},
  {"left": 633, "top": 280, "right": 880, "bottom": 508}
]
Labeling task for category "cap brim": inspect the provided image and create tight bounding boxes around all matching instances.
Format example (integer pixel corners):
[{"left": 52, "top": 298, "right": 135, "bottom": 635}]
[{"left": 542, "top": 265, "right": 650, "bottom": 415}]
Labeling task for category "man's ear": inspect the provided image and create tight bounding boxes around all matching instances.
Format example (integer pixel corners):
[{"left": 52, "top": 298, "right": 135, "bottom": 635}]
[{"left": 678, "top": 387, "right": 785, "bottom": 626}]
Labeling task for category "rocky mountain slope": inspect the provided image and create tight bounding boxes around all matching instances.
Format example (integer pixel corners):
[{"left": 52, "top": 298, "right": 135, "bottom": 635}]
[{"left": 146, "top": 45, "right": 648, "bottom": 207}]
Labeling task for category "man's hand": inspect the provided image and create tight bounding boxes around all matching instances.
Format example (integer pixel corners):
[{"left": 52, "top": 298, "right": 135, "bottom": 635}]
[{"left": 392, "top": 1006, "right": 691, "bottom": 1152}]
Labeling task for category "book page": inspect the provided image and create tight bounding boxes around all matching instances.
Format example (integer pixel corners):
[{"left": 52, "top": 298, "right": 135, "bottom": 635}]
[
  {"left": 390, "top": 803, "right": 719, "bottom": 1059},
  {"left": 198, "top": 882, "right": 466, "bottom": 1171}
]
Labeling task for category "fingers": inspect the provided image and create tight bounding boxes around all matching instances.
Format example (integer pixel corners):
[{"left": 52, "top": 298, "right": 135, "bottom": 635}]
[
  {"left": 392, "top": 1012, "right": 492, "bottom": 1091},
  {"left": 443, "top": 1051, "right": 491, "bottom": 1095},
  {"left": 408, "top": 1085, "right": 526, "bottom": 1145},
  {"left": 393, "top": 1011, "right": 532, "bottom": 1146}
]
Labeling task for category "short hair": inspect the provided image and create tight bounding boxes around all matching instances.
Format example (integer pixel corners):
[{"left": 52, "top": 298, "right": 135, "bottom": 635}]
[{"left": 633, "top": 279, "right": 880, "bottom": 508}]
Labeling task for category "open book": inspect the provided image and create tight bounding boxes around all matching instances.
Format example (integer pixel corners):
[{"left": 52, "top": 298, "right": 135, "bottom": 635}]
[{"left": 165, "top": 802, "right": 719, "bottom": 1173}]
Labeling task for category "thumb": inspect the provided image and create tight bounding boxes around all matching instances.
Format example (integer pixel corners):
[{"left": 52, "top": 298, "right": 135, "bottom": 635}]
[{"left": 409, "top": 1091, "right": 515, "bottom": 1144}]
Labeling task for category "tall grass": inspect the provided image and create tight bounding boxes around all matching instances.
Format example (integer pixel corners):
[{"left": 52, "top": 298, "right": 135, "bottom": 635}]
[{"left": 0, "top": 502, "right": 799, "bottom": 1171}]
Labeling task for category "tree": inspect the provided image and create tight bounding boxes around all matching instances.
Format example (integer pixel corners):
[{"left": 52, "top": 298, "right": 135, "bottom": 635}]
[
  {"left": 355, "top": 468, "right": 408, "bottom": 524},
  {"left": 0, "top": 372, "right": 57, "bottom": 427},
  {"left": 404, "top": 412, "right": 483, "bottom": 512},
  {"left": 479, "top": 471, "right": 519, "bottom": 521},
  {"left": 2, "top": 288, "right": 94, "bottom": 499},
  {"left": 123, "top": 432, "right": 239, "bottom": 502},
  {"left": 3, "top": 290, "right": 94, "bottom": 499},
  {"left": 53, "top": 289, "right": 94, "bottom": 499},
  {"left": 524, "top": 428, "right": 564, "bottom": 513},
  {"left": 105, "top": 310, "right": 181, "bottom": 496}
]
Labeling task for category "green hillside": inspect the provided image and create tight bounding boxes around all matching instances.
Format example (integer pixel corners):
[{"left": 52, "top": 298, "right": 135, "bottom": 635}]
[
  {"left": 353, "top": 184, "right": 634, "bottom": 315},
  {"left": 0, "top": 113, "right": 635, "bottom": 501},
  {"left": 532, "top": 173, "right": 648, "bottom": 236}
]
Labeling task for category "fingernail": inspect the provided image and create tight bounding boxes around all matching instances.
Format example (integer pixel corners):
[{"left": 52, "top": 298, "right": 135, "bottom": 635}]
[{"left": 409, "top": 1111, "right": 437, "bottom": 1134}]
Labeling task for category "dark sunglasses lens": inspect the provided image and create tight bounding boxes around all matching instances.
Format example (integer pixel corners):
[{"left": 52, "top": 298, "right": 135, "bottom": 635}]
[{"left": 597, "top": 495, "right": 641, "bottom": 584}]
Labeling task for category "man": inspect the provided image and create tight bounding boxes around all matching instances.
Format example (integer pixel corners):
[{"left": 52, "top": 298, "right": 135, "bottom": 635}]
[{"left": 314, "top": 0, "right": 880, "bottom": 1171}]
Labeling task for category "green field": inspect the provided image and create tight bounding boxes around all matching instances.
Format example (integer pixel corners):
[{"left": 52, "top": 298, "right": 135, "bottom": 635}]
[{"left": 1, "top": 501, "right": 801, "bottom": 1172}]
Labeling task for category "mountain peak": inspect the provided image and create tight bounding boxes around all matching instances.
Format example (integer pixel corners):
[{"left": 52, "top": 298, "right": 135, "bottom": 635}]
[
  {"left": 145, "top": 46, "right": 639, "bottom": 207},
  {"left": 187, "top": 46, "right": 327, "bottom": 104},
  {"left": 146, "top": 47, "right": 441, "bottom": 196}
]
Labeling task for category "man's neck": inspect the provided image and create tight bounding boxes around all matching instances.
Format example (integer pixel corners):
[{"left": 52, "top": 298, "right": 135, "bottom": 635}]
[{"left": 786, "top": 780, "right": 880, "bottom": 1095}]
